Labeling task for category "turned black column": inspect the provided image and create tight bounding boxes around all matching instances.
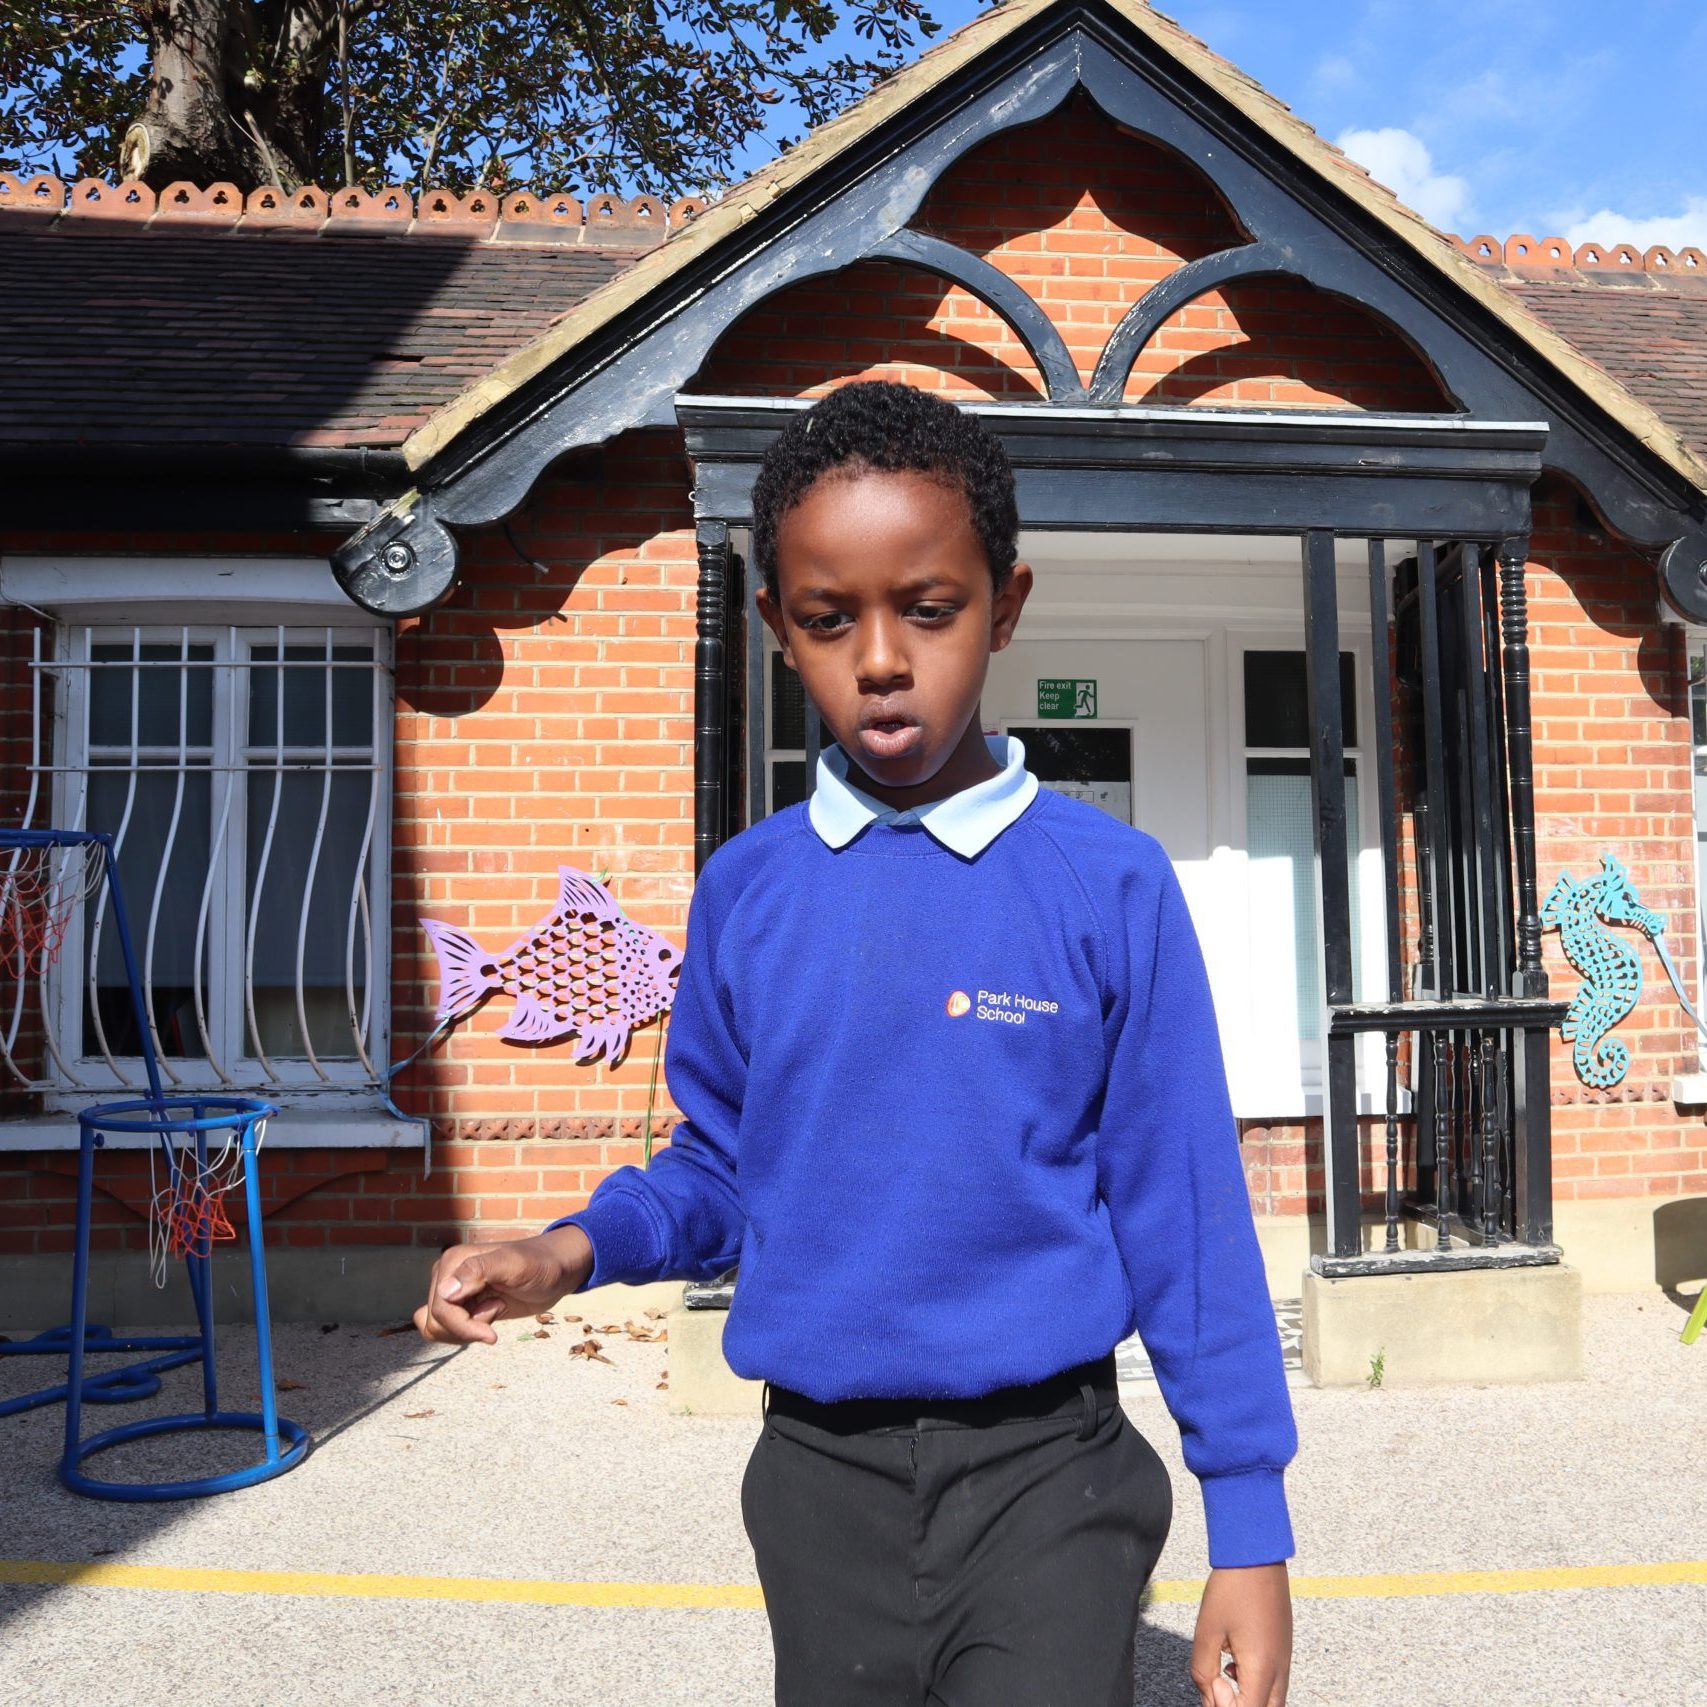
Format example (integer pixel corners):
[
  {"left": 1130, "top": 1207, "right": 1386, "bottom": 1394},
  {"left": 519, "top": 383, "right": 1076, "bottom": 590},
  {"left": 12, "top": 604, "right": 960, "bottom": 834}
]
[
  {"left": 695, "top": 519, "right": 731, "bottom": 874},
  {"left": 1498, "top": 535, "right": 1547, "bottom": 999},
  {"left": 1498, "top": 534, "right": 1554, "bottom": 1244}
]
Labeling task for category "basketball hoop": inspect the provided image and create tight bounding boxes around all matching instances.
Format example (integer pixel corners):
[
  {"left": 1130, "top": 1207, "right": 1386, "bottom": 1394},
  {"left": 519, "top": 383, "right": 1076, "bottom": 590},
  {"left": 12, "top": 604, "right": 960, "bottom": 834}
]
[
  {"left": 0, "top": 837, "right": 106, "bottom": 978},
  {"left": 0, "top": 829, "right": 308, "bottom": 1500}
]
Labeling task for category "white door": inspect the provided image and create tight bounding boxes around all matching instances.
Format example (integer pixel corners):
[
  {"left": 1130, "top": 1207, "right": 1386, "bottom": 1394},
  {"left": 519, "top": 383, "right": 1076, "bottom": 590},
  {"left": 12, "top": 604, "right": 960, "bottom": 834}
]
[{"left": 984, "top": 637, "right": 1209, "bottom": 860}]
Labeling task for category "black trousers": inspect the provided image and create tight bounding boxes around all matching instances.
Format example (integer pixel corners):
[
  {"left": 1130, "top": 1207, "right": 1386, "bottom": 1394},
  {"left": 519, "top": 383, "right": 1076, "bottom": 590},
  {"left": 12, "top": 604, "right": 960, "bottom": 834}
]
[{"left": 741, "top": 1354, "right": 1173, "bottom": 1707}]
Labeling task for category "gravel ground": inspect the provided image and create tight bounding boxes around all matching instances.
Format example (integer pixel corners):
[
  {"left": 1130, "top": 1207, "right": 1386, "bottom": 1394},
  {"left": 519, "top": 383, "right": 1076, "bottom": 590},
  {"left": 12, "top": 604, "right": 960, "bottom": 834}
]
[{"left": 2, "top": 1290, "right": 1704, "bottom": 1706}]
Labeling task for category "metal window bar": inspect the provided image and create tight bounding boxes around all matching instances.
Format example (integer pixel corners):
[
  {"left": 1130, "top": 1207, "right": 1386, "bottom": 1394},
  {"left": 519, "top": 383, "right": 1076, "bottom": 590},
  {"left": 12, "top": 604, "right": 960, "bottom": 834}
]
[{"left": 3, "top": 628, "right": 391, "bottom": 1099}]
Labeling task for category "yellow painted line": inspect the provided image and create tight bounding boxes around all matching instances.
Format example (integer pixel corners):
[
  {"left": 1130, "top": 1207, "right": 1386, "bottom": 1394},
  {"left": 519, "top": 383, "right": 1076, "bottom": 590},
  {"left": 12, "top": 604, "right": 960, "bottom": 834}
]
[
  {"left": 3, "top": 1557, "right": 1706, "bottom": 1610},
  {"left": 1156, "top": 1560, "right": 1707, "bottom": 1604},
  {"left": 0, "top": 1560, "right": 764, "bottom": 1610}
]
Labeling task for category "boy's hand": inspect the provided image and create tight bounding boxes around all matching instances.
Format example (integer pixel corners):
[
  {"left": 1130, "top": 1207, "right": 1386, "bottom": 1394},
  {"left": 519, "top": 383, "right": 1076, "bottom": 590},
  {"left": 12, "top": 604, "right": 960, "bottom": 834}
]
[
  {"left": 1190, "top": 1562, "right": 1291, "bottom": 1706},
  {"left": 414, "top": 1226, "right": 594, "bottom": 1345}
]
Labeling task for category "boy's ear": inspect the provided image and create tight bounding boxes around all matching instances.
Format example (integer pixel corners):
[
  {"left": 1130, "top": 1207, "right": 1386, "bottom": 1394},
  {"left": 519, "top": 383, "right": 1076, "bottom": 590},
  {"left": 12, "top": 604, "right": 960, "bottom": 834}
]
[
  {"left": 989, "top": 562, "right": 1033, "bottom": 655},
  {"left": 754, "top": 583, "right": 796, "bottom": 669}
]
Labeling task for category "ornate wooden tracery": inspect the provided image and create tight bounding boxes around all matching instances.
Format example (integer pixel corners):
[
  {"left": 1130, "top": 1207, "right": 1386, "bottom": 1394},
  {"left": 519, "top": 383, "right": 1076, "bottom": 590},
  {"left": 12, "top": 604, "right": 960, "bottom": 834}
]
[{"left": 331, "top": 7, "right": 1707, "bottom": 619}]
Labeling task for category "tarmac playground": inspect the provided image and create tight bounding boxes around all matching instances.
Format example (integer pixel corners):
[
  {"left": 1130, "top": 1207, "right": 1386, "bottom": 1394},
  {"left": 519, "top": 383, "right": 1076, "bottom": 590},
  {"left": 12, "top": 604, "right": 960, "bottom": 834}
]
[{"left": 2, "top": 1288, "right": 1704, "bottom": 1706}]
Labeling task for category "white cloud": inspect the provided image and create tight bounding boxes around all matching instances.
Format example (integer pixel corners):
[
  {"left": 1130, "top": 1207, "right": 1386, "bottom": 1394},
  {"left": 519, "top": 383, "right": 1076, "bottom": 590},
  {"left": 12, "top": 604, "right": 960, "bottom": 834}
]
[
  {"left": 1562, "top": 196, "right": 1707, "bottom": 252},
  {"left": 1335, "top": 127, "right": 1471, "bottom": 231}
]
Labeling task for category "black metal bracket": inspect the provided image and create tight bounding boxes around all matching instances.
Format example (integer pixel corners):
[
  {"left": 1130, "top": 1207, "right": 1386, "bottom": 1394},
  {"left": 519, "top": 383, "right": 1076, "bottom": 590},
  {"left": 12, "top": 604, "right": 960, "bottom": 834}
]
[{"left": 331, "top": 489, "right": 461, "bottom": 615}]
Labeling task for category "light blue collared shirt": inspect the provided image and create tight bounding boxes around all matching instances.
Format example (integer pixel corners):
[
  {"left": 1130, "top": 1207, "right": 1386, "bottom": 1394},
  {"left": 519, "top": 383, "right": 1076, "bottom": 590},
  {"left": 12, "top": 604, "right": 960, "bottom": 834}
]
[{"left": 806, "top": 734, "right": 1039, "bottom": 858}]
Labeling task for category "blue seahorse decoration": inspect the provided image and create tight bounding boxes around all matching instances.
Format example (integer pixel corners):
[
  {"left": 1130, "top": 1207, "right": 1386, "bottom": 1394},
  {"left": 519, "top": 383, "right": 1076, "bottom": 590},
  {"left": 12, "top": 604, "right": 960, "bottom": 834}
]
[{"left": 1541, "top": 854, "right": 1697, "bottom": 1088}]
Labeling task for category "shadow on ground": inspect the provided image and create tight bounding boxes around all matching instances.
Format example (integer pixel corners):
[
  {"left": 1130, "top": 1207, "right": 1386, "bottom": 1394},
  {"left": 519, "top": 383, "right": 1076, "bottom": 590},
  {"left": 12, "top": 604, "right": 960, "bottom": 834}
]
[
  {"left": 1133, "top": 1619, "right": 1203, "bottom": 1704},
  {"left": 0, "top": 1315, "right": 455, "bottom": 1638}
]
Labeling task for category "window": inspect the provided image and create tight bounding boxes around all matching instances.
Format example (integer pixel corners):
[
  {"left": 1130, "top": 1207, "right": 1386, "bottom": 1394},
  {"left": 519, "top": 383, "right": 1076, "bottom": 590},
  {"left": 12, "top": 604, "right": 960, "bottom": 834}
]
[
  {"left": 765, "top": 647, "right": 812, "bottom": 813},
  {"left": 32, "top": 622, "right": 391, "bottom": 1097},
  {"left": 1240, "top": 647, "right": 1365, "bottom": 1046}
]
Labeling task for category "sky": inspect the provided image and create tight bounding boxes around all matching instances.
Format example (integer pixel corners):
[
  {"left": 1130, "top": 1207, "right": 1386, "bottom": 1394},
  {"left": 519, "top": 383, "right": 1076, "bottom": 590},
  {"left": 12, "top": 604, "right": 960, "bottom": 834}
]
[{"left": 799, "top": 0, "right": 1707, "bottom": 250}]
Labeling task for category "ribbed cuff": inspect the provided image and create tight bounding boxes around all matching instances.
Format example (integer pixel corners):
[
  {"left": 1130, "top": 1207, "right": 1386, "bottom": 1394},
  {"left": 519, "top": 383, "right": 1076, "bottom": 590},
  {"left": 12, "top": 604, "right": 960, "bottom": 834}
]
[
  {"left": 1199, "top": 1468, "right": 1294, "bottom": 1568},
  {"left": 545, "top": 1187, "right": 663, "bottom": 1290}
]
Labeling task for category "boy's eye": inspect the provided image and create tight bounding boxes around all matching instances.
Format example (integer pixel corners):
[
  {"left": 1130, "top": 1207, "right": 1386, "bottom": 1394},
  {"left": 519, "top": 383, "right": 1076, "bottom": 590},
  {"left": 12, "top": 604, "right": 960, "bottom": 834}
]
[
  {"left": 909, "top": 604, "right": 956, "bottom": 623},
  {"left": 800, "top": 612, "right": 850, "bottom": 634}
]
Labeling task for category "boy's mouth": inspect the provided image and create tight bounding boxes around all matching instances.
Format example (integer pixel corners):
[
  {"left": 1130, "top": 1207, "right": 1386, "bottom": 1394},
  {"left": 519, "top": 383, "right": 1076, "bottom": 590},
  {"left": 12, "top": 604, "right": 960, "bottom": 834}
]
[{"left": 857, "top": 710, "right": 922, "bottom": 762}]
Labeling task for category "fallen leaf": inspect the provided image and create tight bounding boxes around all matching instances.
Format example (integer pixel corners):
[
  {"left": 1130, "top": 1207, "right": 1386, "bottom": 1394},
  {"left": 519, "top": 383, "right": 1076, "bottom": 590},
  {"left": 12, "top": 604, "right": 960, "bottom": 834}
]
[
  {"left": 656, "top": 1380, "right": 668, "bottom": 1390},
  {"left": 404, "top": 1408, "right": 436, "bottom": 1420},
  {"left": 276, "top": 1378, "right": 306, "bottom": 1391},
  {"left": 535, "top": 1312, "right": 555, "bottom": 1325},
  {"left": 595, "top": 1323, "right": 621, "bottom": 1334},
  {"left": 643, "top": 1309, "right": 665, "bottom": 1321},
  {"left": 532, "top": 1329, "right": 551, "bottom": 1340},
  {"left": 319, "top": 1323, "right": 339, "bottom": 1334},
  {"left": 656, "top": 1329, "right": 668, "bottom": 1343},
  {"left": 562, "top": 1315, "right": 583, "bottom": 1323},
  {"left": 491, "top": 1382, "right": 507, "bottom": 1390},
  {"left": 611, "top": 1398, "right": 629, "bottom": 1407},
  {"left": 569, "top": 1337, "right": 612, "bottom": 1365}
]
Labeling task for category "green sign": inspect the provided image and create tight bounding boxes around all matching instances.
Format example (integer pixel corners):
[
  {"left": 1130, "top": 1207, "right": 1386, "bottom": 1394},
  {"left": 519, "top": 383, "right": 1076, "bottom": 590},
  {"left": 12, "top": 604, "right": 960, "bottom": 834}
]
[{"left": 1036, "top": 678, "right": 1098, "bottom": 719}]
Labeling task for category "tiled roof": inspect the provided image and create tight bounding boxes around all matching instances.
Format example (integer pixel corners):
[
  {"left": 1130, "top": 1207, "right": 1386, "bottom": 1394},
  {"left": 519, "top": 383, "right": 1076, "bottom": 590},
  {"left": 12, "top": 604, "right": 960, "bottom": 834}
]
[
  {"left": 1452, "top": 237, "right": 1707, "bottom": 467},
  {"left": 0, "top": 177, "right": 681, "bottom": 453},
  {"left": 6, "top": 171, "right": 1707, "bottom": 487}
]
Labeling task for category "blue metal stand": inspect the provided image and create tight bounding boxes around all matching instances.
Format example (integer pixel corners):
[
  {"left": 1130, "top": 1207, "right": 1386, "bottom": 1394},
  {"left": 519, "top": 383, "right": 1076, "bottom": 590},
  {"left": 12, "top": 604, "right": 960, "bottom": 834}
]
[
  {"left": 1, "top": 827, "right": 310, "bottom": 1497},
  {"left": 59, "top": 1098, "right": 308, "bottom": 1500}
]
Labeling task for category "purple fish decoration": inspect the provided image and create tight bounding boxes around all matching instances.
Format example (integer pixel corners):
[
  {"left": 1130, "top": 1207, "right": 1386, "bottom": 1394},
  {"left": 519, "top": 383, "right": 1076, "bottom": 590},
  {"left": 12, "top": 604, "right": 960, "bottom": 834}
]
[{"left": 421, "top": 867, "right": 681, "bottom": 1064}]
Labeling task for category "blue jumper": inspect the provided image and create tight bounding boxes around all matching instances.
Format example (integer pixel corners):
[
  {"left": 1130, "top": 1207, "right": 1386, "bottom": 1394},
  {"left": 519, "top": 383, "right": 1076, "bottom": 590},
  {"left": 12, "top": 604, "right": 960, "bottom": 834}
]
[{"left": 556, "top": 781, "right": 1297, "bottom": 1568}]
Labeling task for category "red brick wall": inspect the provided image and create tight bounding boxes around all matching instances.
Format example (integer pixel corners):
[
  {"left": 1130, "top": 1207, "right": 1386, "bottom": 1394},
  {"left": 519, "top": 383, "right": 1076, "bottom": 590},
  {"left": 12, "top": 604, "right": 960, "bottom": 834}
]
[
  {"left": 1527, "top": 486, "right": 1705, "bottom": 1201},
  {"left": 0, "top": 433, "right": 699, "bottom": 1256}
]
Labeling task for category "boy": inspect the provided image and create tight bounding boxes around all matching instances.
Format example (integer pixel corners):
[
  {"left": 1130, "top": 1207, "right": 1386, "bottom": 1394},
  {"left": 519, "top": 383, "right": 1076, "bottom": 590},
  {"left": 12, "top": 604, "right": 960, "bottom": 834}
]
[{"left": 417, "top": 380, "right": 1296, "bottom": 1707}]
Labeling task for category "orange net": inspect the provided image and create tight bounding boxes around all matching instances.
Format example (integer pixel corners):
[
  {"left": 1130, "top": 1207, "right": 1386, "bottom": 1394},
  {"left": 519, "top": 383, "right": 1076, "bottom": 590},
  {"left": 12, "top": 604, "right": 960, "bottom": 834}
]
[
  {"left": 0, "top": 841, "right": 106, "bottom": 978},
  {"left": 165, "top": 1171, "right": 240, "bottom": 1259}
]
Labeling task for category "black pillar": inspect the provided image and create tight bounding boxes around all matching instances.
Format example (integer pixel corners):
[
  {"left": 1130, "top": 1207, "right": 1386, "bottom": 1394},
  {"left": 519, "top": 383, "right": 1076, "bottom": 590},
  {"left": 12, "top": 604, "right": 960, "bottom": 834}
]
[
  {"left": 1302, "top": 530, "right": 1361, "bottom": 1259},
  {"left": 695, "top": 519, "right": 731, "bottom": 874},
  {"left": 1498, "top": 535, "right": 1547, "bottom": 999}
]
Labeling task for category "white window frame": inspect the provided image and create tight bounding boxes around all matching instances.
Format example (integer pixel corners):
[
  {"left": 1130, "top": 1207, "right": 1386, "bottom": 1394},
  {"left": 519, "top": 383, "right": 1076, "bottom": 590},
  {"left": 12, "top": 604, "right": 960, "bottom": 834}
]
[
  {"left": 1226, "top": 625, "right": 1393, "bottom": 1118},
  {"left": 0, "top": 557, "right": 416, "bottom": 1149}
]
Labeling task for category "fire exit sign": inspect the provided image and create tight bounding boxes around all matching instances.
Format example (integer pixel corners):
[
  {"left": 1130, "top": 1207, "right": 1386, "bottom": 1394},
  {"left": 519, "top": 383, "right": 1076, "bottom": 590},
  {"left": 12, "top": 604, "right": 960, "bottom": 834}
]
[{"left": 1037, "top": 678, "right": 1098, "bottom": 719}]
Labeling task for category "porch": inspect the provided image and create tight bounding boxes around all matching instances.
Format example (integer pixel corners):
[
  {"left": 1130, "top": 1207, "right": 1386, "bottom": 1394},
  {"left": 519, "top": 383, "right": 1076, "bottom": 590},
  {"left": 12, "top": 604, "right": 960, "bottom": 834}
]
[{"left": 684, "top": 397, "right": 1570, "bottom": 1318}]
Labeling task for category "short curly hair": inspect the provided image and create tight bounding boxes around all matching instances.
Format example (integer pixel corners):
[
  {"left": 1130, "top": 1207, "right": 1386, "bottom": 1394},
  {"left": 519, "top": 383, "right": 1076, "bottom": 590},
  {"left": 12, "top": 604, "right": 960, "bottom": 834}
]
[{"left": 750, "top": 381, "right": 1019, "bottom": 599}]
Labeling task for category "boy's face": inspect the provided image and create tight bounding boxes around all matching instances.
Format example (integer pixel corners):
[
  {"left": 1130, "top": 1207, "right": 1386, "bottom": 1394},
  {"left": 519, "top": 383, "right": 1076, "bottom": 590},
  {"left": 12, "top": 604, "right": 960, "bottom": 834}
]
[{"left": 755, "top": 468, "right": 1032, "bottom": 809}]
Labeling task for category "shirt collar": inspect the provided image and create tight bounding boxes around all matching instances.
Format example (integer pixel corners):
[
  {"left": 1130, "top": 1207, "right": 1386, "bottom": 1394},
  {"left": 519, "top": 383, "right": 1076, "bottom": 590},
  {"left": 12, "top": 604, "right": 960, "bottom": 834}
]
[{"left": 807, "top": 734, "right": 1038, "bottom": 858}]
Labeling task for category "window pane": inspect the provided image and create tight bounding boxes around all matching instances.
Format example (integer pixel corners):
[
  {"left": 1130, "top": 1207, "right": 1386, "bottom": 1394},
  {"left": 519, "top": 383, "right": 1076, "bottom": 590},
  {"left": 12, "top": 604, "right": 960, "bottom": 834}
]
[
  {"left": 249, "top": 645, "right": 375, "bottom": 749},
  {"left": 769, "top": 652, "right": 806, "bottom": 751},
  {"left": 244, "top": 770, "right": 374, "bottom": 1058},
  {"left": 1246, "top": 764, "right": 1362, "bottom": 1043},
  {"left": 1244, "top": 650, "right": 1359, "bottom": 749},
  {"left": 84, "top": 767, "right": 211, "bottom": 1057},
  {"left": 89, "top": 644, "right": 214, "bottom": 749},
  {"left": 771, "top": 761, "right": 808, "bottom": 813}
]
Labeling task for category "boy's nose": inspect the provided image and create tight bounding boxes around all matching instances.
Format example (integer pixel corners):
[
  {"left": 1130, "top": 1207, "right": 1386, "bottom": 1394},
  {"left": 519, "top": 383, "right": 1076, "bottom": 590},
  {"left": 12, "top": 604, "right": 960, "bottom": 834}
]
[{"left": 854, "top": 617, "right": 911, "bottom": 689}]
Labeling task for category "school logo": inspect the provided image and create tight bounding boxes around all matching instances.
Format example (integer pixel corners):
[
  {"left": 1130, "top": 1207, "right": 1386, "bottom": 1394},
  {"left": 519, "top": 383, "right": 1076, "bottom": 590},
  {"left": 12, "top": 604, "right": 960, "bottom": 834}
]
[{"left": 946, "top": 990, "right": 972, "bottom": 1017}]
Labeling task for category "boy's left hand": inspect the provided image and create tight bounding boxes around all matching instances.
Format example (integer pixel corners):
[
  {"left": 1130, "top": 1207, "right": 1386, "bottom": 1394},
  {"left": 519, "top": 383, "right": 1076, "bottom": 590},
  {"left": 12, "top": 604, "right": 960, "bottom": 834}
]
[{"left": 1190, "top": 1562, "right": 1292, "bottom": 1705}]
